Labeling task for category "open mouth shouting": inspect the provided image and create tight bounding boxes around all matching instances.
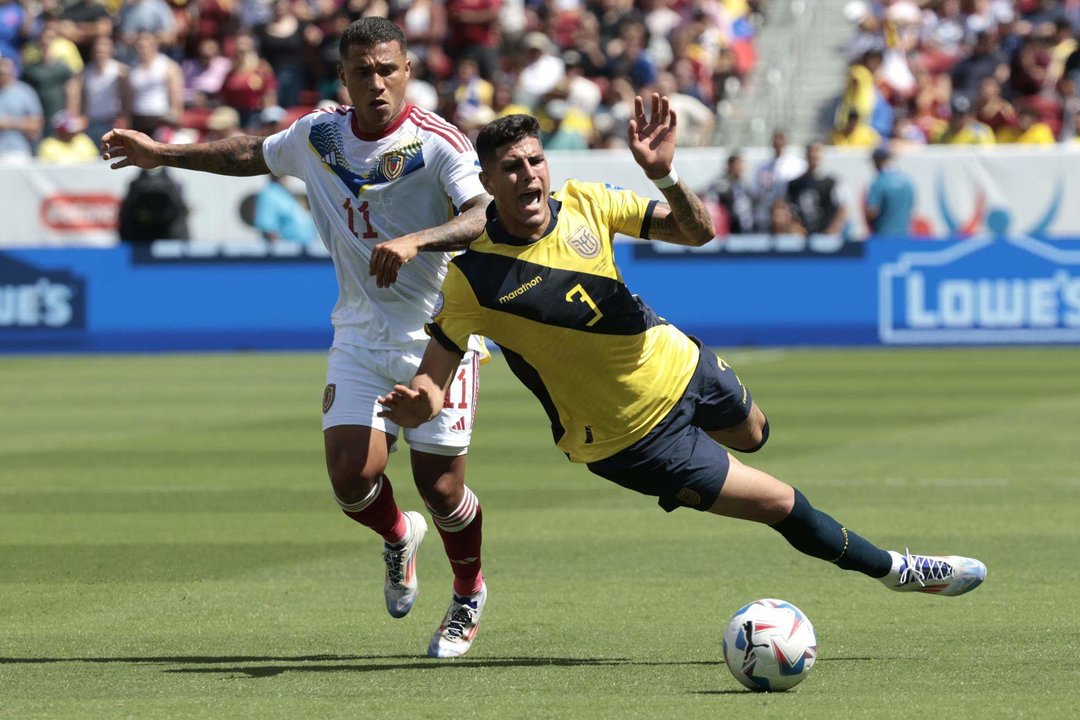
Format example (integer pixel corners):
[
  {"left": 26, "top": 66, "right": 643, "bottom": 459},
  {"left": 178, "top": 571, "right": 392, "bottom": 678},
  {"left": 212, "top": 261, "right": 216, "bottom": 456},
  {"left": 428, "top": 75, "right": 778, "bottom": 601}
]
[{"left": 518, "top": 187, "right": 544, "bottom": 216}]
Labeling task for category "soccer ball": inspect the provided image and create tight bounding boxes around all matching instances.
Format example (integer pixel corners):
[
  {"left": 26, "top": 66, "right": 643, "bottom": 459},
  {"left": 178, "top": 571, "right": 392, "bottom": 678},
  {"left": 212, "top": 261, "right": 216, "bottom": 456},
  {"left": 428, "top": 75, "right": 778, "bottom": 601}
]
[{"left": 722, "top": 599, "right": 817, "bottom": 692}]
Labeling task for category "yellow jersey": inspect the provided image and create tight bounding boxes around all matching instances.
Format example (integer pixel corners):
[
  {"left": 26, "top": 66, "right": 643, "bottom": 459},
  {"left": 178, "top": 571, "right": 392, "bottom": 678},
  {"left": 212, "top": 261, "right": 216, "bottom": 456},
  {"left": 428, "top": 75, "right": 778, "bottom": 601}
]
[{"left": 428, "top": 180, "right": 700, "bottom": 463}]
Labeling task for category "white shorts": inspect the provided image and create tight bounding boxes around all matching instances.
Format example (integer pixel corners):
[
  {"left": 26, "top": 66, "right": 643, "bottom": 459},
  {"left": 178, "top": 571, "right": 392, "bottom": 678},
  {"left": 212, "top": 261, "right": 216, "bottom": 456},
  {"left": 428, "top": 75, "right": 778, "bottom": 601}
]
[{"left": 321, "top": 343, "right": 479, "bottom": 456}]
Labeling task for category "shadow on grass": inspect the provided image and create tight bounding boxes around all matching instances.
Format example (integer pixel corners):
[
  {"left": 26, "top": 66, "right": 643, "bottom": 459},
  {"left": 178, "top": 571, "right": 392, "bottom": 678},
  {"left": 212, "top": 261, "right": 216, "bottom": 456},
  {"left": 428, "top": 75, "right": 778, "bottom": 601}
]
[{"left": 0, "top": 654, "right": 719, "bottom": 679}]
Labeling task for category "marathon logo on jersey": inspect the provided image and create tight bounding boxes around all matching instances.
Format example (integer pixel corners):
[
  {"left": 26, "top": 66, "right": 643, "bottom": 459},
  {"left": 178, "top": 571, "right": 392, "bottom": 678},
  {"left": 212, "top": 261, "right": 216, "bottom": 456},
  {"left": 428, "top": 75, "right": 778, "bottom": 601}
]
[
  {"left": 879, "top": 211, "right": 1080, "bottom": 344},
  {"left": 567, "top": 225, "right": 602, "bottom": 259},
  {"left": 0, "top": 253, "right": 86, "bottom": 330}
]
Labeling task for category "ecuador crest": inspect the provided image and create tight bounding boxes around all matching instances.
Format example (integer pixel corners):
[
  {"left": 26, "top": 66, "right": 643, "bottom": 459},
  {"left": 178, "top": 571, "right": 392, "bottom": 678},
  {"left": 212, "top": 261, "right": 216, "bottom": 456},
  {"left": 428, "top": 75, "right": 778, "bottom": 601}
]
[{"left": 567, "top": 225, "right": 602, "bottom": 259}]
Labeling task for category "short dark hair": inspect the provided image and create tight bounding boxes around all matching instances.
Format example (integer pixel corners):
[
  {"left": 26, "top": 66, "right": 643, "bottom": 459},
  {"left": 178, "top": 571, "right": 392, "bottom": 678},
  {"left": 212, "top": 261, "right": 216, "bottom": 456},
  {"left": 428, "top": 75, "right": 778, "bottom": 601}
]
[
  {"left": 476, "top": 114, "right": 540, "bottom": 167},
  {"left": 339, "top": 17, "right": 407, "bottom": 59}
]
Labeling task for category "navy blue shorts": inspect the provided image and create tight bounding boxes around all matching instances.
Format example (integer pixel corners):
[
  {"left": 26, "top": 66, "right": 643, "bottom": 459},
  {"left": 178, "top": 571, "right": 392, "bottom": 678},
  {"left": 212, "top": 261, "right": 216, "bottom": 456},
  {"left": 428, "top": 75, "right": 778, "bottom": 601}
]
[{"left": 585, "top": 340, "right": 753, "bottom": 512}]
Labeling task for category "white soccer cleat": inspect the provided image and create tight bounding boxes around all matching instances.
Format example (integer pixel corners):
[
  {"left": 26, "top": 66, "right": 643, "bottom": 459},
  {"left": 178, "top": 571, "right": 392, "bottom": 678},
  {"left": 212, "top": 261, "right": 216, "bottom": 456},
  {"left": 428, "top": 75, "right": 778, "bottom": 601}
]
[
  {"left": 882, "top": 549, "right": 986, "bottom": 596},
  {"left": 427, "top": 581, "right": 487, "bottom": 658},
  {"left": 383, "top": 511, "right": 427, "bottom": 618}
]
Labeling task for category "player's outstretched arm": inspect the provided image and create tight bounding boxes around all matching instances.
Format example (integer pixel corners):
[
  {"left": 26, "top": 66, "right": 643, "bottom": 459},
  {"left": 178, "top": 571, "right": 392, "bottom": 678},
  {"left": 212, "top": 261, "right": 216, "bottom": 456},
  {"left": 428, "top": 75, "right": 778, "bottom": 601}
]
[
  {"left": 378, "top": 338, "right": 462, "bottom": 427},
  {"left": 627, "top": 94, "right": 715, "bottom": 247},
  {"left": 369, "top": 191, "right": 493, "bottom": 288},
  {"left": 101, "top": 128, "right": 270, "bottom": 176}
]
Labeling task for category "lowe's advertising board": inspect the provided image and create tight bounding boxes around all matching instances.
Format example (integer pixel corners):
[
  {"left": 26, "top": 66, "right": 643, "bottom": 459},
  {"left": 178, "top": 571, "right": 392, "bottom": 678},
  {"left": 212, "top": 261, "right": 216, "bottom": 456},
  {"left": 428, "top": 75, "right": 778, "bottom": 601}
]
[{"left": 2, "top": 231, "right": 1078, "bottom": 354}]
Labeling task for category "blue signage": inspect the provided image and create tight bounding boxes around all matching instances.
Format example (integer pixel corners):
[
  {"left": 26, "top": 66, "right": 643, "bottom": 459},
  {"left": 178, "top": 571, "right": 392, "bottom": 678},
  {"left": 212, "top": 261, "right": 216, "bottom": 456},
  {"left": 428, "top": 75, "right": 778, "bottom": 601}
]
[
  {"left": 0, "top": 253, "right": 86, "bottom": 331},
  {"left": 880, "top": 212, "right": 1080, "bottom": 344}
]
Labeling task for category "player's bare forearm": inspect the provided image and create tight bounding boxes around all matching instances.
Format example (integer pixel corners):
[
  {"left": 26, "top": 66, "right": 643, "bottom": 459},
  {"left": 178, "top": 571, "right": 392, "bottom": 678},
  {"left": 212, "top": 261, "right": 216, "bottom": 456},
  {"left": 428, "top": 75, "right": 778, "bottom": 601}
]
[
  {"left": 648, "top": 182, "right": 716, "bottom": 246},
  {"left": 415, "top": 193, "right": 492, "bottom": 252},
  {"left": 157, "top": 136, "right": 270, "bottom": 176},
  {"left": 369, "top": 194, "right": 492, "bottom": 287},
  {"left": 104, "top": 128, "right": 270, "bottom": 174}
]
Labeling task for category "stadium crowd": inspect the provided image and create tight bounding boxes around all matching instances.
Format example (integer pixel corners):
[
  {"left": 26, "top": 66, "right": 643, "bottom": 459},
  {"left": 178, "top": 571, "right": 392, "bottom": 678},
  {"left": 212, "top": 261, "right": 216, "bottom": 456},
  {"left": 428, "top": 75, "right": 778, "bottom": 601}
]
[
  {"left": 831, "top": 0, "right": 1080, "bottom": 147},
  {"left": 0, "top": 0, "right": 765, "bottom": 163}
]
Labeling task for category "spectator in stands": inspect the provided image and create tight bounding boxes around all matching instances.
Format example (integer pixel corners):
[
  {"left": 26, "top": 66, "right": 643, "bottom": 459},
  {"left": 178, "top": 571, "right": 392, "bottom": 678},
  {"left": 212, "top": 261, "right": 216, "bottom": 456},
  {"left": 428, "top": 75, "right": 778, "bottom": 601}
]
[
  {"left": 753, "top": 129, "right": 807, "bottom": 232},
  {"left": 998, "top": 102, "right": 1057, "bottom": 143},
  {"left": 203, "top": 104, "right": 244, "bottom": 141},
  {"left": 710, "top": 151, "right": 757, "bottom": 235},
  {"left": 118, "top": 0, "right": 178, "bottom": 51},
  {"left": 445, "top": 0, "right": 502, "bottom": 81},
  {"left": 919, "top": 0, "right": 967, "bottom": 70},
  {"left": 191, "top": 0, "right": 240, "bottom": 51},
  {"left": 38, "top": 110, "right": 98, "bottom": 162},
  {"left": 515, "top": 32, "right": 565, "bottom": 109},
  {"left": 21, "top": 24, "right": 78, "bottom": 133},
  {"left": 975, "top": 75, "right": 1019, "bottom": 138},
  {"left": 182, "top": 38, "right": 230, "bottom": 108},
  {"left": 218, "top": 32, "right": 277, "bottom": 127},
  {"left": 81, "top": 35, "right": 129, "bottom": 145},
  {"left": 1009, "top": 34, "right": 1052, "bottom": 99},
  {"left": 255, "top": 0, "right": 316, "bottom": 109},
  {"left": 866, "top": 144, "right": 915, "bottom": 238},
  {"left": 836, "top": 49, "right": 882, "bottom": 131},
  {"left": 932, "top": 93, "right": 996, "bottom": 143},
  {"left": 950, "top": 29, "right": 1010, "bottom": 99},
  {"left": 254, "top": 103, "right": 285, "bottom": 136},
  {"left": 539, "top": 99, "right": 589, "bottom": 150},
  {"left": 29, "top": 13, "right": 84, "bottom": 76},
  {"left": 0, "top": 1, "right": 24, "bottom": 76},
  {"left": 832, "top": 107, "right": 882, "bottom": 147},
  {"left": 397, "top": 0, "right": 447, "bottom": 67},
  {"left": 254, "top": 174, "right": 317, "bottom": 243},
  {"left": 786, "top": 142, "right": 848, "bottom": 237},
  {"left": 491, "top": 80, "right": 530, "bottom": 118},
  {"left": 128, "top": 31, "right": 182, "bottom": 137},
  {"left": 57, "top": 0, "right": 112, "bottom": 61},
  {"left": 557, "top": 50, "right": 602, "bottom": 119},
  {"left": 605, "top": 18, "right": 658, "bottom": 89},
  {"left": 0, "top": 56, "right": 43, "bottom": 161},
  {"left": 768, "top": 198, "right": 806, "bottom": 237},
  {"left": 451, "top": 57, "right": 493, "bottom": 128},
  {"left": 653, "top": 70, "right": 714, "bottom": 147},
  {"left": 117, "top": 166, "right": 189, "bottom": 242}
]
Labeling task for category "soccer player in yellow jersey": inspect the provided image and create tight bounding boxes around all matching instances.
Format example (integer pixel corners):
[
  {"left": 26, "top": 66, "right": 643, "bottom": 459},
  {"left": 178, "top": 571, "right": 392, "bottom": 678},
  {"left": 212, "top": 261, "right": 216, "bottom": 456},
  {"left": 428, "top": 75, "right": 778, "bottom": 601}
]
[{"left": 380, "top": 97, "right": 986, "bottom": 644}]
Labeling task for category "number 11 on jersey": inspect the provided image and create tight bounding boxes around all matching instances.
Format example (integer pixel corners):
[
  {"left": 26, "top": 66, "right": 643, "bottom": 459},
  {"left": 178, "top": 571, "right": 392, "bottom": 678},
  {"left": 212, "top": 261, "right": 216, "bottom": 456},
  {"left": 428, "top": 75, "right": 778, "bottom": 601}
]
[{"left": 342, "top": 198, "right": 378, "bottom": 239}]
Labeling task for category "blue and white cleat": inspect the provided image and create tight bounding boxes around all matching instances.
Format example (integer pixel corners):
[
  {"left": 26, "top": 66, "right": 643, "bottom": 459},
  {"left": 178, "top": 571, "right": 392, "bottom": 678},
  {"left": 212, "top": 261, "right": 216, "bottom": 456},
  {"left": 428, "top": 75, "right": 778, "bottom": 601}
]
[
  {"left": 882, "top": 549, "right": 986, "bottom": 596},
  {"left": 383, "top": 511, "right": 427, "bottom": 618},
  {"left": 428, "top": 581, "right": 487, "bottom": 658}
]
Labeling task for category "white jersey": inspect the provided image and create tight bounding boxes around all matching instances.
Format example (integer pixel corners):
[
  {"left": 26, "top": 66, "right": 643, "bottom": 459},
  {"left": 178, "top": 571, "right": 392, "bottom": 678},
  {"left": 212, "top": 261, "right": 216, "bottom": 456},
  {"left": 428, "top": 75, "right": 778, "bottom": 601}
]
[{"left": 263, "top": 104, "right": 486, "bottom": 350}]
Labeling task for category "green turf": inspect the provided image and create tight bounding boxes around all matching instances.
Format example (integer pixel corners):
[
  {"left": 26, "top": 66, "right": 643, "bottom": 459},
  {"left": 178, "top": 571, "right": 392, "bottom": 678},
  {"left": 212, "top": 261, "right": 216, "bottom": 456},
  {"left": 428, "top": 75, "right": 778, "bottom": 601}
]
[{"left": 1, "top": 348, "right": 1078, "bottom": 719}]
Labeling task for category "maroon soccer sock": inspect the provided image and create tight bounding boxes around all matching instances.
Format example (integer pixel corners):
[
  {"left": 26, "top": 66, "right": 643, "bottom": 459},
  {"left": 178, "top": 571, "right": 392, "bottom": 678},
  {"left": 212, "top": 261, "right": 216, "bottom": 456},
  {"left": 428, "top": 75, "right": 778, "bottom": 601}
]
[
  {"left": 336, "top": 475, "right": 408, "bottom": 544},
  {"left": 429, "top": 486, "right": 484, "bottom": 596}
]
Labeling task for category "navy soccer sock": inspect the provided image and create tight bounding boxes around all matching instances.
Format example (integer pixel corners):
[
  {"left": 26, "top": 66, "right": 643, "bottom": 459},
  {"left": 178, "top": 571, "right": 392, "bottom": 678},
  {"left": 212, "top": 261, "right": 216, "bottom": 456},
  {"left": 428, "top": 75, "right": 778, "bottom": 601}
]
[{"left": 770, "top": 489, "right": 892, "bottom": 578}]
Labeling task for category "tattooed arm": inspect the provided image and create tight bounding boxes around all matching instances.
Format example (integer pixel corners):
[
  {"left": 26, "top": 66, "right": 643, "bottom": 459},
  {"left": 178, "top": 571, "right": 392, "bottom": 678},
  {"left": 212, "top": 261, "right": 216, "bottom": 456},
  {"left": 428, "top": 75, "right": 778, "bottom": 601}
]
[
  {"left": 626, "top": 93, "right": 716, "bottom": 247},
  {"left": 646, "top": 182, "right": 716, "bottom": 247},
  {"left": 368, "top": 192, "right": 493, "bottom": 288},
  {"left": 101, "top": 129, "right": 270, "bottom": 176}
]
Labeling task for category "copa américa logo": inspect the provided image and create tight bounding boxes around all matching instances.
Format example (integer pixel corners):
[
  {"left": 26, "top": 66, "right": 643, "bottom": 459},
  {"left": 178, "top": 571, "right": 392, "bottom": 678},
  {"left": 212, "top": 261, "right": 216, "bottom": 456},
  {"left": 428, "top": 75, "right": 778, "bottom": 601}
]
[{"left": 879, "top": 204, "right": 1080, "bottom": 344}]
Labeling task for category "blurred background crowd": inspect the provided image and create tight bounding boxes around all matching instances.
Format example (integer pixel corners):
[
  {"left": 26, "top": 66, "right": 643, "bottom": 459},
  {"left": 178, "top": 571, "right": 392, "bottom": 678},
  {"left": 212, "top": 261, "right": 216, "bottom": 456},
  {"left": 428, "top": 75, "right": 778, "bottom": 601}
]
[
  {"left": 830, "top": 0, "right": 1080, "bottom": 147},
  {"left": 0, "top": 0, "right": 766, "bottom": 163}
]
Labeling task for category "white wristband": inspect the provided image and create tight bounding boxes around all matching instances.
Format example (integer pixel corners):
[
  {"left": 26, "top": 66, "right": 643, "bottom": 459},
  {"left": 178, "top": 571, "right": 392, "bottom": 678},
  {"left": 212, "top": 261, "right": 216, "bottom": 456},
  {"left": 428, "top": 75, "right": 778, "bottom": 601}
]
[{"left": 651, "top": 167, "right": 679, "bottom": 189}]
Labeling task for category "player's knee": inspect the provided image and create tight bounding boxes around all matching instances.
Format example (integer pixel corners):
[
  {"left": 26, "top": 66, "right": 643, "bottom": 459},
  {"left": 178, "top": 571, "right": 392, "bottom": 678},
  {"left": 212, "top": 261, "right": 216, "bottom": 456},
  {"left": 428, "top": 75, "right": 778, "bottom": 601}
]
[
  {"left": 325, "top": 450, "right": 383, "bottom": 504},
  {"left": 414, "top": 471, "right": 465, "bottom": 514}
]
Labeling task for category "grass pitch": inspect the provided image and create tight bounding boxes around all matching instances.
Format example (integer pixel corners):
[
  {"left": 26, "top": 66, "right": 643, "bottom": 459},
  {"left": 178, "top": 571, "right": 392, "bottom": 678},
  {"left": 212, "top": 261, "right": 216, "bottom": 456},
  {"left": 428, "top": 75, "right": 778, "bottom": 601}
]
[{"left": 1, "top": 348, "right": 1078, "bottom": 719}]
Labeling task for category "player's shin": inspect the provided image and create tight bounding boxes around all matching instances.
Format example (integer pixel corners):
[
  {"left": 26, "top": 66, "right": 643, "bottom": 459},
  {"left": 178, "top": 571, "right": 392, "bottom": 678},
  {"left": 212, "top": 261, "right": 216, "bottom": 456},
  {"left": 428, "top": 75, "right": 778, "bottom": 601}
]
[
  {"left": 769, "top": 488, "right": 892, "bottom": 578},
  {"left": 335, "top": 474, "right": 408, "bottom": 544},
  {"left": 427, "top": 486, "right": 484, "bottom": 595}
]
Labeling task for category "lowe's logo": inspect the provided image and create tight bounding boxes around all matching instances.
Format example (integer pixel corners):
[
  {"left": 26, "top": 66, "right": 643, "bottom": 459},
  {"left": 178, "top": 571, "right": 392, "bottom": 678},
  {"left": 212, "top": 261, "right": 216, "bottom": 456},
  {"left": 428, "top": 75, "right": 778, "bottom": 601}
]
[
  {"left": 0, "top": 253, "right": 86, "bottom": 330},
  {"left": 880, "top": 210, "right": 1080, "bottom": 344}
]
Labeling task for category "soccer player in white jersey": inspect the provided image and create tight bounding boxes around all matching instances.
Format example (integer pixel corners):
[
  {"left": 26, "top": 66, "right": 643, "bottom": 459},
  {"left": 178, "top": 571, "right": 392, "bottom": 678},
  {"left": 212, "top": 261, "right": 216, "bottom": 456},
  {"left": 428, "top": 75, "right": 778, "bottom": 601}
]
[{"left": 102, "top": 18, "right": 490, "bottom": 658}]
